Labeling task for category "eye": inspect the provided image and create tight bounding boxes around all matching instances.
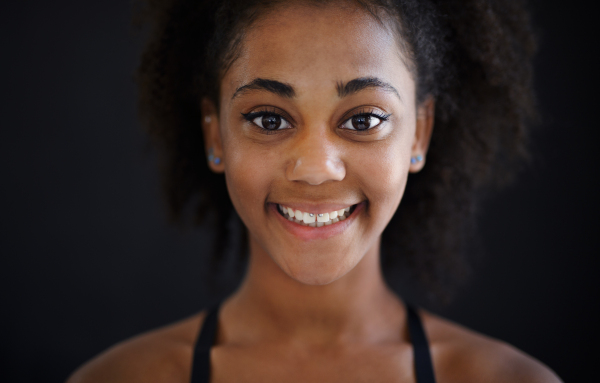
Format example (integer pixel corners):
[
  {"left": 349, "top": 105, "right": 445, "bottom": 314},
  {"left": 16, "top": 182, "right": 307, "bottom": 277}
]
[
  {"left": 243, "top": 111, "right": 292, "bottom": 131},
  {"left": 340, "top": 112, "right": 388, "bottom": 131}
]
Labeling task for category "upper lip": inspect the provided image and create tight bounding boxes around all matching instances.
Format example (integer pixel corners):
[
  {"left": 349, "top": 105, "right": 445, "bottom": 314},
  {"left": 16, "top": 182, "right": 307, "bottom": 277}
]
[{"left": 271, "top": 202, "right": 360, "bottom": 214}]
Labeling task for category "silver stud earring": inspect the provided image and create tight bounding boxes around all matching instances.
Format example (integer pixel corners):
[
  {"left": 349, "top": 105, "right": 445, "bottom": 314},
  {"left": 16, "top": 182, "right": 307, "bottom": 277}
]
[
  {"left": 410, "top": 155, "right": 423, "bottom": 164},
  {"left": 204, "top": 116, "right": 212, "bottom": 123}
]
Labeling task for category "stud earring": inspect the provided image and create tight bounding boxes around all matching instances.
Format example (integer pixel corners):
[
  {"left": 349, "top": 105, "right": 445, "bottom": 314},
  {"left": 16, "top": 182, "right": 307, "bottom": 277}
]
[
  {"left": 410, "top": 155, "right": 423, "bottom": 164},
  {"left": 204, "top": 116, "right": 212, "bottom": 123},
  {"left": 207, "top": 148, "right": 221, "bottom": 165}
]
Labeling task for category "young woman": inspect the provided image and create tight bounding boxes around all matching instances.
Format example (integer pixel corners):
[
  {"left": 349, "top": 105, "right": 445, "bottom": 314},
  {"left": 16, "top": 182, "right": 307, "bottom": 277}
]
[{"left": 68, "top": 0, "right": 562, "bottom": 382}]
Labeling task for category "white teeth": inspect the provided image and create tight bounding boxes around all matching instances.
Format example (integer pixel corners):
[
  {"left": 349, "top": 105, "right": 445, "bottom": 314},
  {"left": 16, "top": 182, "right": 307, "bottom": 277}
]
[
  {"left": 317, "top": 212, "right": 329, "bottom": 222},
  {"left": 303, "top": 212, "right": 316, "bottom": 224},
  {"left": 279, "top": 204, "right": 353, "bottom": 227}
]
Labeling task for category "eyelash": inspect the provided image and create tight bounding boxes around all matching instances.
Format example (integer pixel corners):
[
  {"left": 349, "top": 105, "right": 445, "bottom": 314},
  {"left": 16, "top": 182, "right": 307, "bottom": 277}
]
[
  {"left": 343, "top": 109, "right": 391, "bottom": 131},
  {"left": 241, "top": 107, "right": 291, "bottom": 135},
  {"left": 241, "top": 108, "right": 391, "bottom": 133}
]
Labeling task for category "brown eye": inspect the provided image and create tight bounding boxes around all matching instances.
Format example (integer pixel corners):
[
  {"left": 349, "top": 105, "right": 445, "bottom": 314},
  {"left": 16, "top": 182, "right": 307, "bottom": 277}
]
[
  {"left": 251, "top": 113, "right": 291, "bottom": 131},
  {"left": 341, "top": 114, "right": 384, "bottom": 131},
  {"left": 352, "top": 115, "right": 371, "bottom": 130},
  {"left": 263, "top": 115, "right": 281, "bottom": 130}
]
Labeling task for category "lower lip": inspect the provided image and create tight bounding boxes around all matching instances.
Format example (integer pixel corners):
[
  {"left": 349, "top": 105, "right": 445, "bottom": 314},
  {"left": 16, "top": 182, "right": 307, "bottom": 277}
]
[{"left": 269, "top": 202, "right": 365, "bottom": 241}]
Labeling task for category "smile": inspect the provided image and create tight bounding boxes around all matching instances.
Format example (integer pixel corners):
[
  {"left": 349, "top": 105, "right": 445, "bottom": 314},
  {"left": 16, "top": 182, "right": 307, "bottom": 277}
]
[{"left": 277, "top": 204, "right": 356, "bottom": 227}]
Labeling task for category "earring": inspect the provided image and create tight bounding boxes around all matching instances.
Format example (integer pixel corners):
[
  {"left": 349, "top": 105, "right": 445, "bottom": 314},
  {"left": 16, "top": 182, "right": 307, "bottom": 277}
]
[
  {"left": 207, "top": 148, "right": 221, "bottom": 165},
  {"left": 204, "top": 116, "right": 212, "bottom": 123},
  {"left": 410, "top": 155, "right": 423, "bottom": 164}
]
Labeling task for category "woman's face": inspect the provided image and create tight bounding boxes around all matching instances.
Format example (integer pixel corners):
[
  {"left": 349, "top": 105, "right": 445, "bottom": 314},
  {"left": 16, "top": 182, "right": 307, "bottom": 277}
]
[{"left": 204, "top": 3, "right": 432, "bottom": 285}]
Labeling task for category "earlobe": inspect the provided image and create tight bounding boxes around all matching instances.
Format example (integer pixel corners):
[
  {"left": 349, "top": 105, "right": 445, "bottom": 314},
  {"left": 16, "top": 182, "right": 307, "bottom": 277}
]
[
  {"left": 207, "top": 148, "right": 222, "bottom": 165},
  {"left": 201, "top": 98, "right": 225, "bottom": 173},
  {"left": 409, "top": 96, "right": 435, "bottom": 173}
]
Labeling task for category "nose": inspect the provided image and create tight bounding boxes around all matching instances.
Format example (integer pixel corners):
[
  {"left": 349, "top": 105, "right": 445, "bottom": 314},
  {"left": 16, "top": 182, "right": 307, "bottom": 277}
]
[{"left": 286, "top": 128, "right": 346, "bottom": 185}]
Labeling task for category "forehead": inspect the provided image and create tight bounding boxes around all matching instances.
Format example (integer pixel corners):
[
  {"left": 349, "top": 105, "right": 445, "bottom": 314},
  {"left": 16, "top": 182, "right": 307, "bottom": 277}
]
[{"left": 221, "top": 3, "right": 413, "bottom": 99}]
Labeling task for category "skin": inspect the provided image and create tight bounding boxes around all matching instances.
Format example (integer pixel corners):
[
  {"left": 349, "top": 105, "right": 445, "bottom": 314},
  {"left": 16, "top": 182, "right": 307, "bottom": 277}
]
[{"left": 67, "top": 3, "right": 562, "bottom": 383}]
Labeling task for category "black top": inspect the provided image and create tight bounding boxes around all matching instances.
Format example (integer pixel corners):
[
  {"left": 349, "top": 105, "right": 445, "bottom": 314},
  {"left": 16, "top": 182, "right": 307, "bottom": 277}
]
[{"left": 190, "top": 302, "right": 437, "bottom": 383}]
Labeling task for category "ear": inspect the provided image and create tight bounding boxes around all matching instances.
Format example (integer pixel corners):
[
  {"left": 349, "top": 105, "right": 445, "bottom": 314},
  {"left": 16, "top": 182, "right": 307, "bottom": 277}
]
[
  {"left": 201, "top": 98, "right": 225, "bottom": 173},
  {"left": 409, "top": 96, "right": 435, "bottom": 173}
]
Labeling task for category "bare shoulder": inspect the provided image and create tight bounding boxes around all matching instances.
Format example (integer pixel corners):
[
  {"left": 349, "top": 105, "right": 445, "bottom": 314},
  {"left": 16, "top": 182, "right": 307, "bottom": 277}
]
[
  {"left": 420, "top": 310, "right": 562, "bottom": 383},
  {"left": 66, "top": 311, "right": 206, "bottom": 383}
]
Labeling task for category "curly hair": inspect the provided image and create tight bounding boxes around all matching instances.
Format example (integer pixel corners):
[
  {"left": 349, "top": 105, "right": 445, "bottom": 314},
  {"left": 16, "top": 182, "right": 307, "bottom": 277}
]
[{"left": 135, "top": 0, "right": 537, "bottom": 302}]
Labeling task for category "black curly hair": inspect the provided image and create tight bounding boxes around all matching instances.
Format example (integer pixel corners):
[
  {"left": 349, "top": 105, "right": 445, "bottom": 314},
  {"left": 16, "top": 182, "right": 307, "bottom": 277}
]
[{"left": 135, "top": 0, "right": 537, "bottom": 302}]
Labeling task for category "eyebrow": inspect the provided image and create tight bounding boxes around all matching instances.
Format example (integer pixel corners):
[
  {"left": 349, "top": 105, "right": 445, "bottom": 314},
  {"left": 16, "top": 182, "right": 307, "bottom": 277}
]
[
  {"left": 232, "top": 78, "right": 296, "bottom": 100},
  {"left": 336, "top": 77, "right": 401, "bottom": 101},
  {"left": 231, "top": 76, "right": 400, "bottom": 101}
]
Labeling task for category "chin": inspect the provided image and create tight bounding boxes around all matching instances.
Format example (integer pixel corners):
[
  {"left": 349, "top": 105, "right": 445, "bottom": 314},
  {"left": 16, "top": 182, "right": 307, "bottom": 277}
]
[
  {"left": 281, "top": 256, "right": 354, "bottom": 286},
  {"left": 288, "top": 270, "right": 346, "bottom": 286}
]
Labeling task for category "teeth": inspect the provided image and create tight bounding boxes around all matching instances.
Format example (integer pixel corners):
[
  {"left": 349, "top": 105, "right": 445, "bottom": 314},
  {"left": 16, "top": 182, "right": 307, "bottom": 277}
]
[
  {"left": 303, "top": 212, "right": 316, "bottom": 224},
  {"left": 317, "top": 212, "right": 329, "bottom": 222},
  {"left": 278, "top": 204, "right": 353, "bottom": 227}
]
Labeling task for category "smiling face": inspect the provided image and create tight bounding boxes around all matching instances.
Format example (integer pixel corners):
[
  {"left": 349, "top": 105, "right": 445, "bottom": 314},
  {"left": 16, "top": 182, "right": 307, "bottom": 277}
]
[{"left": 202, "top": 2, "right": 433, "bottom": 285}]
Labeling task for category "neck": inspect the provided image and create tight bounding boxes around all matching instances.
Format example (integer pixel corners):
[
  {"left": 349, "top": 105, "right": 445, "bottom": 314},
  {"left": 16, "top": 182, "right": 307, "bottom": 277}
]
[{"left": 222, "top": 236, "right": 405, "bottom": 345}]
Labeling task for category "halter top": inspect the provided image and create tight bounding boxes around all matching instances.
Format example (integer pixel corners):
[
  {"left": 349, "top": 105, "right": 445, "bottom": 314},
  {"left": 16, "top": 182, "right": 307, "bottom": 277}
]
[{"left": 190, "top": 302, "right": 437, "bottom": 383}]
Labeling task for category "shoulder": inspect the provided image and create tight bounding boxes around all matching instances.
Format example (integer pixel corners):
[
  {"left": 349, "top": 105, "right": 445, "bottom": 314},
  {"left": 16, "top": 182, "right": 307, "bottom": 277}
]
[
  {"left": 66, "top": 312, "right": 207, "bottom": 383},
  {"left": 420, "top": 310, "right": 562, "bottom": 383}
]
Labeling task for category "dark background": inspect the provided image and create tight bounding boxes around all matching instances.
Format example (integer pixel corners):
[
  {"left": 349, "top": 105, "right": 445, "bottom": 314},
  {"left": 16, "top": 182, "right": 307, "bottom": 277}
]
[{"left": 1, "top": 1, "right": 598, "bottom": 382}]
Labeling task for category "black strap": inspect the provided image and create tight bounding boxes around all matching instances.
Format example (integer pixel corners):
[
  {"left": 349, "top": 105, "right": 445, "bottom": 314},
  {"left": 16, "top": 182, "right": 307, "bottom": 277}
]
[
  {"left": 190, "top": 303, "right": 220, "bottom": 383},
  {"left": 189, "top": 302, "right": 436, "bottom": 383},
  {"left": 406, "top": 303, "right": 437, "bottom": 383}
]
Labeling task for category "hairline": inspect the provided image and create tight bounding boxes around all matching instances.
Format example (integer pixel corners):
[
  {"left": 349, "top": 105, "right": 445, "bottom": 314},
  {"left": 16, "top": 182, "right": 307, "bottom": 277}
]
[{"left": 212, "top": 0, "right": 419, "bottom": 108}]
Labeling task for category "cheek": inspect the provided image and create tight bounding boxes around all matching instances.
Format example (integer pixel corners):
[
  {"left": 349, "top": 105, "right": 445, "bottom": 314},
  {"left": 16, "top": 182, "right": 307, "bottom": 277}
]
[
  {"left": 352, "top": 129, "right": 412, "bottom": 218},
  {"left": 222, "top": 135, "right": 280, "bottom": 223}
]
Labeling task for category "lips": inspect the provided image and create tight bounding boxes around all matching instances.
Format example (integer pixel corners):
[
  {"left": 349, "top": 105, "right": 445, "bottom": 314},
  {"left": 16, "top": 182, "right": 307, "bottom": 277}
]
[{"left": 269, "top": 202, "right": 363, "bottom": 241}]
